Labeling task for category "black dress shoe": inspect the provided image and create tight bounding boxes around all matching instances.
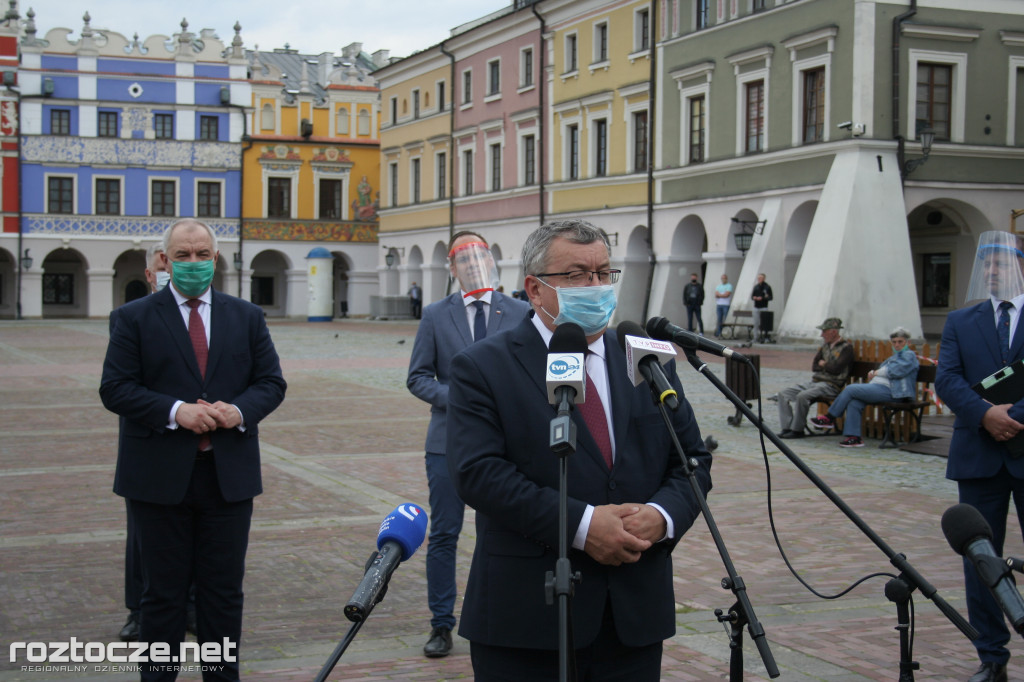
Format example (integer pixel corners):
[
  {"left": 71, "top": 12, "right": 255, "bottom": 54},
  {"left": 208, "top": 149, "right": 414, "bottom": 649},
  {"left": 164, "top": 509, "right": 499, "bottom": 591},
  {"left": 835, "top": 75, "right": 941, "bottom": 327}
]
[
  {"left": 968, "top": 661, "right": 1007, "bottom": 682},
  {"left": 779, "top": 430, "right": 804, "bottom": 439},
  {"left": 423, "top": 626, "right": 453, "bottom": 658},
  {"left": 118, "top": 612, "right": 140, "bottom": 642}
]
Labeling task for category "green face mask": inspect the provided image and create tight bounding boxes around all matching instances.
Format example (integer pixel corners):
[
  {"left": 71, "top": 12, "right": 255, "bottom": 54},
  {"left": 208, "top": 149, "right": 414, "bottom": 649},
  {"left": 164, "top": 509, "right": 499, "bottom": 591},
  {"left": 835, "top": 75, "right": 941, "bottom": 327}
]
[{"left": 171, "top": 259, "right": 215, "bottom": 297}]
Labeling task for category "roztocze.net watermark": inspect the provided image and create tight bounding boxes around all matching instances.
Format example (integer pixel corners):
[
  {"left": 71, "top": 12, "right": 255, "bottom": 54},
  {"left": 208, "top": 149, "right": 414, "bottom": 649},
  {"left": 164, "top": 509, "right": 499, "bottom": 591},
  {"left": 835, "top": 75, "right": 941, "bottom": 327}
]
[{"left": 10, "top": 637, "right": 236, "bottom": 672}]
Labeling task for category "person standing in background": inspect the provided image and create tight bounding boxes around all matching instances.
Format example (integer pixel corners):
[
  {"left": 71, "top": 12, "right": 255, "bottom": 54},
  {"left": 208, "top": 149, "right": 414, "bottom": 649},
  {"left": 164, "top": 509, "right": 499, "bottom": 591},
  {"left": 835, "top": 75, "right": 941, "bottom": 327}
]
[
  {"left": 714, "top": 274, "right": 733, "bottom": 338},
  {"left": 682, "top": 273, "right": 704, "bottom": 334}
]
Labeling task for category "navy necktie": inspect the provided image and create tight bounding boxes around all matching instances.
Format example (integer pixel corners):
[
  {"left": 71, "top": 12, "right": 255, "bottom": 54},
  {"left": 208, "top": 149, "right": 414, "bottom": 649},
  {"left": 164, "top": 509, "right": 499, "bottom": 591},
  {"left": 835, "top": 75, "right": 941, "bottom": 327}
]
[
  {"left": 999, "top": 301, "right": 1013, "bottom": 364},
  {"left": 472, "top": 300, "right": 487, "bottom": 342}
]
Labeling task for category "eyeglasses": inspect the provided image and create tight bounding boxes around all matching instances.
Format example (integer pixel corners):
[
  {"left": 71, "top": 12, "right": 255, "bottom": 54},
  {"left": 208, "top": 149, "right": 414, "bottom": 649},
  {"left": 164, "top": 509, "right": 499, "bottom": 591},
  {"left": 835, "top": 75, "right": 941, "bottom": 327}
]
[{"left": 534, "top": 269, "right": 621, "bottom": 286}]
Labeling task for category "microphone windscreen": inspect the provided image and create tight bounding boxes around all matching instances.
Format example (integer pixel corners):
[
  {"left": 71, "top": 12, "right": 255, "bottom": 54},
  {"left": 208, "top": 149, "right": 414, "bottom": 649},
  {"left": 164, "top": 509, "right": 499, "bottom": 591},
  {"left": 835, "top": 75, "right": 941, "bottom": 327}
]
[
  {"left": 616, "top": 320, "right": 646, "bottom": 352},
  {"left": 646, "top": 316, "right": 671, "bottom": 341},
  {"left": 550, "top": 322, "right": 588, "bottom": 354},
  {"left": 941, "top": 503, "right": 994, "bottom": 556},
  {"left": 377, "top": 503, "right": 428, "bottom": 561}
]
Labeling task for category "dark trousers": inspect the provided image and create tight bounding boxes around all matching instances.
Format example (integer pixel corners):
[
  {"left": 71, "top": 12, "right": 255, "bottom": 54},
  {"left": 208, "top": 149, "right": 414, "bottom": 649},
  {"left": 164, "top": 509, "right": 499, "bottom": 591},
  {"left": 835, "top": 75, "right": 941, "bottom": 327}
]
[
  {"left": 958, "top": 468, "right": 1024, "bottom": 665},
  {"left": 469, "top": 597, "right": 662, "bottom": 681},
  {"left": 425, "top": 452, "right": 465, "bottom": 630},
  {"left": 686, "top": 304, "right": 703, "bottom": 333},
  {"left": 125, "top": 500, "right": 143, "bottom": 612},
  {"left": 129, "top": 456, "right": 253, "bottom": 682}
]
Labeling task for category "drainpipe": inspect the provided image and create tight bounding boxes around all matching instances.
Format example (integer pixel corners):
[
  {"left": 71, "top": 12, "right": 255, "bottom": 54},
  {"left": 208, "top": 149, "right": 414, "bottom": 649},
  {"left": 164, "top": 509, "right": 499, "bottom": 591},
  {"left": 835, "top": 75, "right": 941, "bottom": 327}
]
[
  {"left": 893, "top": 0, "right": 917, "bottom": 183},
  {"left": 641, "top": 0, "right": 657, "bottom": 323},
  {"left": 531, "top": 3, "right": 546, "bottom": 227},
  {"left": 14, "top": 83, "right": 22, "bottom": 319},
  {"left": 439, "top": 41, "right": 455, "bottom": 244},
  {"left": 223, "top": 87, "right": 251, "bottom": 300}
]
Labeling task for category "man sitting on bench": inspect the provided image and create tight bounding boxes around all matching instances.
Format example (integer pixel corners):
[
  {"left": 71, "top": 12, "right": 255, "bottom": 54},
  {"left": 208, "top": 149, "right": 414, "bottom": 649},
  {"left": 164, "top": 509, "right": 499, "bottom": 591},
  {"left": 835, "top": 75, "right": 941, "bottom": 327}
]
[
  {"left": 808, "top": 326, "right": 919, "bottom": 447},
  {"left": 777, "top": 317, "right": 854, "bottom": 439}
]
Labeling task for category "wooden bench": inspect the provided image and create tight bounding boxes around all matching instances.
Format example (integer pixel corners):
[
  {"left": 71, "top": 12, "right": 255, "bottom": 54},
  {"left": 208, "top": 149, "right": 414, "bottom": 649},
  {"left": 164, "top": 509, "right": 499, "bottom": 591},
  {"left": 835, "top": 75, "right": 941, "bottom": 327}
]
[
  {"left": 720, "top": 309, "right": 754, "bottom": 340},
  {"left": 878, "top": 362, "right": 937, "bottom": 448}
]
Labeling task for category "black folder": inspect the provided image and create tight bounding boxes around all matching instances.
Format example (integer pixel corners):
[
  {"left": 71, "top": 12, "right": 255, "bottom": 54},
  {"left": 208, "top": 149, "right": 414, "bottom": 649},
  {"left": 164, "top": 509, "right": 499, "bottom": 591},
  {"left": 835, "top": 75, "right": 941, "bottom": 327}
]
[{"left": 972, "top": 360, "right": 1024, "bottom": 457}]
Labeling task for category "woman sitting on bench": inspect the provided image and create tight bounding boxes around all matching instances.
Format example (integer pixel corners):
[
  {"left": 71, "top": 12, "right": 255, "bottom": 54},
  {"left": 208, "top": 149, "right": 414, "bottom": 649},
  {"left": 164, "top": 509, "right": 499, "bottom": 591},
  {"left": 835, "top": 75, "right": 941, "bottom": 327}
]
[{"left": 809, "top": 327, "right": 919, "bottom": 447}]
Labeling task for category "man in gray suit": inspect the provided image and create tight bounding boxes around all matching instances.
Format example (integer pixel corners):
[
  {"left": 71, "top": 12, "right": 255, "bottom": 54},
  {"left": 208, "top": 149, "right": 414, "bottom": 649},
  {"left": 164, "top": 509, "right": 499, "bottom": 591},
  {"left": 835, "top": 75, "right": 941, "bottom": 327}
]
[{"left": 406, "top": 231, "right": 531, "bottom": 657}]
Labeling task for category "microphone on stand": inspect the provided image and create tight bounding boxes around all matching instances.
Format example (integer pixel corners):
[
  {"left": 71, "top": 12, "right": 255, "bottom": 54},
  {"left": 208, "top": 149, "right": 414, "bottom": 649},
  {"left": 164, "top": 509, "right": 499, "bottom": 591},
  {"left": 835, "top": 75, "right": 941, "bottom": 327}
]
[
  {"left": 546, "top": 323, "right": 587, "bottom": 454},
  {"left": 344, "top": 503, "right": 428, "bottom": 622},
  {"left": 646, "top": 316, "right": 747, "bottom": 360},
  {"left": 617, "top": 320, "right": 680, "bottom": 411},
  {"left": 941, "top": 503, "right": 1024, "bottom": 635}
]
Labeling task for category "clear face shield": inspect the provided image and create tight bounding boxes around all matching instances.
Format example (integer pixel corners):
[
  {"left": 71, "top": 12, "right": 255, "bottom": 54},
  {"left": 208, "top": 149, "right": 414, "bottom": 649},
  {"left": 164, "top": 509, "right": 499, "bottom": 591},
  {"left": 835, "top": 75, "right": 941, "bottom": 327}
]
[
  {"left": 449, "top": 241, "right": 500, "bottom": 296},
  {"left": 964, "top": 231, "right": 1024, "bottom": 303}
]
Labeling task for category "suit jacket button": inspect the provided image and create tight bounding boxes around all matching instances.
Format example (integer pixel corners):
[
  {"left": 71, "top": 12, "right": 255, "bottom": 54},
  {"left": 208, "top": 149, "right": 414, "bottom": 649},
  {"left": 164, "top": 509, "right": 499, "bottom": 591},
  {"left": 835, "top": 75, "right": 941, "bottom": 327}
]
[
  {"left": 201, "top": 393, "right": 208, "bottom": 399},
  {"left": 608, "top": 480, "right": 616, "bottom": 490}
]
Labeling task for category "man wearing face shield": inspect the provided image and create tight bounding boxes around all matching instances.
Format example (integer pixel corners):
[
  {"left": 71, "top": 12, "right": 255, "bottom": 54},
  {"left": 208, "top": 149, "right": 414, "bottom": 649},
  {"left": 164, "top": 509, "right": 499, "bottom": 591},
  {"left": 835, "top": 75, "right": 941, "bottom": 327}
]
[
  {"left": 445, "top": 219, "right": 712, "bottom": 680},
  {"left": 936, "top": 231, "right": 1024, "bottom": 682},
  {"left": 406, "top": 231, "right": 530, "bottom": 658},
  {"left": 101, "top": 219, "right": 286, "bottom": 681}
]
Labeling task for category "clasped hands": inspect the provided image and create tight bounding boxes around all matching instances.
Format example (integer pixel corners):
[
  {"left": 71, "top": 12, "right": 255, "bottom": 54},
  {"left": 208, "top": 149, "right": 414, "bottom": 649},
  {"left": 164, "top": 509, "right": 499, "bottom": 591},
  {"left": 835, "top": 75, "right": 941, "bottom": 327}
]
[
  {"left": 176, "top": 398, "right": 241, "bottom": 435},
  {"left": 983, "top": 403, "right": 1024, "bottom": 443},
  {"left": 584, "top": 503, "right": 667, "bottom": 567}
]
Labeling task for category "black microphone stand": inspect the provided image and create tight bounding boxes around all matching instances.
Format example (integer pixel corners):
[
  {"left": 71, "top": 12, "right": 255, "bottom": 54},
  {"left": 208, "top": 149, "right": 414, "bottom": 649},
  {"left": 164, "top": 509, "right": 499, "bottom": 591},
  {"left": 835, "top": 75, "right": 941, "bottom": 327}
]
[
  {"left": 642, "top": 363, "right": 779, "bottom": 680},
  {"left": 313, "top": 550, "right": 389, "bottom": 682},
  {"left": 682, "top": 350, "right": 979, "bottom": 679},
  {"left": 548, "top": 389, "right": 581, "bottom": 682}
]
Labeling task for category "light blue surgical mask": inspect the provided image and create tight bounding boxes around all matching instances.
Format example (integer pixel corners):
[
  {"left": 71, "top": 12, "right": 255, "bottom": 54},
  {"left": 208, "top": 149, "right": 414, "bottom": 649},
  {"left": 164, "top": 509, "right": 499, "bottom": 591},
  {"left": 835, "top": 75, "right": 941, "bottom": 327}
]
[
  {"left": 154, "top": 271, "right": 171, "bottom": 292},
  {"left": 538, "top": 279, "right": 617, "bottom": 336}
]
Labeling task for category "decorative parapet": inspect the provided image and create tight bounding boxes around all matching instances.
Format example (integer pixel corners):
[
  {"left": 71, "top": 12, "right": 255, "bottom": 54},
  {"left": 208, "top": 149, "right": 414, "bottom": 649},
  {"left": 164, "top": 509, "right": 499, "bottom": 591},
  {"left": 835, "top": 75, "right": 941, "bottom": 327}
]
[
  {"left": 24, "top": 214, "right": 239, "bottom": 238},
  {"left": 243, "top": 219, "right": 378, "bottom": 243},
  {"left": 21, "top": 137, "right": 241, "bottom": 168}
]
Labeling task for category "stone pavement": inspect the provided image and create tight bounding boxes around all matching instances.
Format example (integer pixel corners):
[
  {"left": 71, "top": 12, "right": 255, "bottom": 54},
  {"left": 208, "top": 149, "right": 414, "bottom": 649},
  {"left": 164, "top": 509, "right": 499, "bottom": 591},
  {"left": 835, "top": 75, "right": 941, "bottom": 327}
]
[{"left": 1, "top": 319, "right": 1022, "bottom": 682}]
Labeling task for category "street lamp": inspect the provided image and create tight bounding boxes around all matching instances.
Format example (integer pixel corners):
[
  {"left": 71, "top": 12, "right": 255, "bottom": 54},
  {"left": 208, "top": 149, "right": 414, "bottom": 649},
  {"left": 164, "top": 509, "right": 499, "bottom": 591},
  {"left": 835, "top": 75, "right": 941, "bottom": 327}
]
[
  {"left": 20, "top": 248, "right": 32, "bottom": 270},
  {"left": 382, "top": 246, "right": 404, "bottom": 269},
  {"left": 901, "top": 128, "right": 935, "bottom": 179},
  {"left": 731, "top": 218, "right": 765, "bottom": 257}
]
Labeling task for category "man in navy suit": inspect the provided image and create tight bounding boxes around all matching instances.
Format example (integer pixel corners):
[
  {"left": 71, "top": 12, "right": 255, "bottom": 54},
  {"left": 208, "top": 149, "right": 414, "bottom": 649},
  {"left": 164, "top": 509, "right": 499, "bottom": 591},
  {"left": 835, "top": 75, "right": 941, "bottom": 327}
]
[
  {"left": 936, "top": 231, "right": 1024, "bottom": 682},
  {"left": 407, "top": 231, "right": 530, "bottom": 657},
  {"left": 101, "top": 219, "right": 286, "bottom": 681},
  {"left": 446, "top": 219, "right": 712, "bottom": 680}
]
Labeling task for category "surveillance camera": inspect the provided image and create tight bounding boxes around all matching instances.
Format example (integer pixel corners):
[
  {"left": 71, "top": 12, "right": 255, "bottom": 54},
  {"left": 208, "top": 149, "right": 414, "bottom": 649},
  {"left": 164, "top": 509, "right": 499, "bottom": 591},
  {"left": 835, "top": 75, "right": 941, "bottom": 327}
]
[{"left": 837, "top": 121, "right": 853, "bottom": 130}]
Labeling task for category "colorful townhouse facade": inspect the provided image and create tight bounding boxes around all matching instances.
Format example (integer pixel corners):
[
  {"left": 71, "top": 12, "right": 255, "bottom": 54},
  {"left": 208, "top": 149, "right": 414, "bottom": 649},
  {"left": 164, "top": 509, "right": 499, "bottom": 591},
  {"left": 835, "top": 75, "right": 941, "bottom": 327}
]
[{"left": 374, "top": 0, "right": 1024, "bottom": 341}]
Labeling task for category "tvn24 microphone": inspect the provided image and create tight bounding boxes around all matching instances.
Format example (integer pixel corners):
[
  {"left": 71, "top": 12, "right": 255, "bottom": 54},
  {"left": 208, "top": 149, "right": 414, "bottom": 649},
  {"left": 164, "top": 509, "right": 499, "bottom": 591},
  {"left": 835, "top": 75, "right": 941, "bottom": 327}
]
[
  {"left": 646, "top": 316, "right": 745, "bottom": 360},
  {"left": 941, "top": 503, "right": 1024, "bottom": 635},
  {"left": 617, "top": 321, "right": 680, "bottom": 411},
  {"left": 546, "top": 323, "right": 587, "bottom": 408},
  {"left": 344, "top": 503, "right": 428, "bottom": 622}
]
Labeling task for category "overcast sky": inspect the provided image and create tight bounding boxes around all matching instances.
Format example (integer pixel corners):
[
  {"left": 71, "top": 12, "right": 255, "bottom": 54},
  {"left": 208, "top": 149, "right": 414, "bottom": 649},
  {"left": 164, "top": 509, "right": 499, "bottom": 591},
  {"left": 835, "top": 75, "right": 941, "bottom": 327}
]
[{"left": 20, "top": 0, "right": 512, "bottom": 59}]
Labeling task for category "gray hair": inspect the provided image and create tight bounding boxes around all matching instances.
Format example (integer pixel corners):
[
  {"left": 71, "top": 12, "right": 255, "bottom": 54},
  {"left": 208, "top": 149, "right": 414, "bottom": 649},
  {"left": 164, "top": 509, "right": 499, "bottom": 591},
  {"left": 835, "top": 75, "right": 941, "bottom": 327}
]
[
  {"left": 162, "top": 219, "right": 218, "bottom": 254},
  {"left": 521, "top": 219, "right": 611, "bottom": 276},
  {"left": 889, "top": 326, "right": 911, "bottom": 340},
  {"left": 145, "top": 242, "right": 164, "bottom": 267}
]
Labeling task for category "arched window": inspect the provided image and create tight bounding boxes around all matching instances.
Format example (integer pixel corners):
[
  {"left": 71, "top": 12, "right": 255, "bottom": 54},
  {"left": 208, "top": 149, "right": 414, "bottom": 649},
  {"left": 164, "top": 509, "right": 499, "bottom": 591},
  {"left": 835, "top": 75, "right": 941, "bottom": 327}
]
[
  {"left": 261, "top": 103, "right": 275, "bottom": 131},
  {"left": 337, "top": 107, "right": 349, "bottom": 135},
  {"left": 358, "top": 110, "right": 370, "bottom": 136}
]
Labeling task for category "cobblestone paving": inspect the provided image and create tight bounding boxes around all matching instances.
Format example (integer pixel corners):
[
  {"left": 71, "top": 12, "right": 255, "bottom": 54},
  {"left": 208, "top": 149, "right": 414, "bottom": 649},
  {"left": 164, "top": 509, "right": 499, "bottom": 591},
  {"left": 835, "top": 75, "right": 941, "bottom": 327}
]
[{"left": 1, "top": 319, "right": 1022, "bottom": 681}]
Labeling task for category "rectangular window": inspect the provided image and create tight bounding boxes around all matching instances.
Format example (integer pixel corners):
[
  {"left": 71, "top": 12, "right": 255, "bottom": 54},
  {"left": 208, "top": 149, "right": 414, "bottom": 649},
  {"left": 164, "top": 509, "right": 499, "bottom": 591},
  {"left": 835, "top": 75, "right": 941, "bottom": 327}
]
[
  {"left": 637, "top": 9, "right": 650, "bottom": 51},
  {"left": 412, "top": 90, "right": 420, "bottom": 119},
  {"left": 319, "top": 179, "right": 342, "bottom": 219},
  {"left": 268, "top": 177, "right": 291, "bottom": 218},
  {"left": 438, "top": 81, "right": 446, "bottom": 111},
  {"left": 522, "top": 48, "right": 534, "bottom": 87},
  {"left": 412, "top": 158, "right": 421, "bottom": 203},
  {"left": 594, "top": 119, "right": 607, "bottom": 177},
  {"left": 463, "top": 150, "right": 473, "bottom": 195},
  {"left": 753, "top": 0, "right": 767, "bottom": 11},
  {"left": 95, "top": 178, "right": 121, "bottom": 215},
  {"left": 390, "top": 96, "right": 398, "bottom": 124},
  {"left": 524, "top": 135, "right": 536, "bottom": 186},
  {"left": 568, "top": 124, "right": 579, "bottom": 180},
  {"left": 154, "top": 113, "right": 174, "bottom": 140},
  {"left": 916, "top": 63, "right": 952, "bottom": 141},
  {"left": 199, "top": 115, "right": 219, "bottom": 141},
  {"left": 802, "top": 67, "right": 825, "bottom": 144},
  {"left": 98, "top": 111, "right": 118, "bottom": 138},
  {"left": 490, "top": 144, "right": 501, "bottom": 191},
  {"left": 595, "top": 23, "right": 608, "bottom": 63},
  {"left": 43, "top": 273, "right": 74, "bottom": 305},
  {"left": 745, "top": 81, "right": 765, "bottom": 153},
  {"left": 567, "top": 35, "right": 578, "bottom": 72},
  {"left": 463, "top": 71, "right": 472, "bottom": 104},
  {"left": 48, "top": 177, "right": 73, "bottom": 214},
  {"left": 922, "top": 253, "right": 951, "bottom": 308},
  {"left": 197, "top": 181, "right": 221, "bottom": 218},
  {"left": 151, "top": 180, "right": 175, "bottom": 217},
  {"left": 437, "top": 152, "right": 447, "bottom": 199},
  {"left": 251, "top": 276, "right": 274, "bottom": 306},
  {"left": 696, "top": 0, "right": 709, "bottom": 29},
  {"left": 389, "top": 162, "right": 399, "bottom": 207},
  {"left": 51, "top": 109, "right": 70, "bottom": 136},
  {"left": 633, "top": 111, "right": 648, "bottom": 172},
  {"left": 488, "top": 61, "right": 500, "bottom": 96},
  {"left": 689, "top": 96, "right": 706, "bottom": 163}
]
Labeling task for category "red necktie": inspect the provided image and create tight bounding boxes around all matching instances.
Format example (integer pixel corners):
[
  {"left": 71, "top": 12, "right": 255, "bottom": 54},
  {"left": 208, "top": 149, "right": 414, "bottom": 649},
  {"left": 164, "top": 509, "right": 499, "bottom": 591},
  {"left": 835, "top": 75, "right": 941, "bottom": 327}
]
[
  {"left": 186, "top": 299, "right": 211, "bottom": 450},
  {"left": 578, "top": 356, "right": 613, "bottom": 470}
]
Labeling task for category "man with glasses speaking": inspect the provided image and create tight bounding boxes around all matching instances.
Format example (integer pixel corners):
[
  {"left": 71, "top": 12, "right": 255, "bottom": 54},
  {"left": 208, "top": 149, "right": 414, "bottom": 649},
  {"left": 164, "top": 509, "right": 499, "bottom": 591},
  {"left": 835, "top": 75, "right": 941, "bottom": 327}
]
[{"left": 445, "top": 219, "right": 713, "bottom": 680}]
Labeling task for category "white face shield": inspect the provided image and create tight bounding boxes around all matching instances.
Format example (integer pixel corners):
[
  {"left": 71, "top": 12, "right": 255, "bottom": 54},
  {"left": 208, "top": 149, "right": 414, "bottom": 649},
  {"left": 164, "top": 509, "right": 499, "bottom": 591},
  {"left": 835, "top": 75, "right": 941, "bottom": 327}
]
[
  {"left": 449, "top": 240, "right": 499, "bottom": 295},
  {"left": 964, "top": 231, "right": 1024, "bottom": 303}
]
